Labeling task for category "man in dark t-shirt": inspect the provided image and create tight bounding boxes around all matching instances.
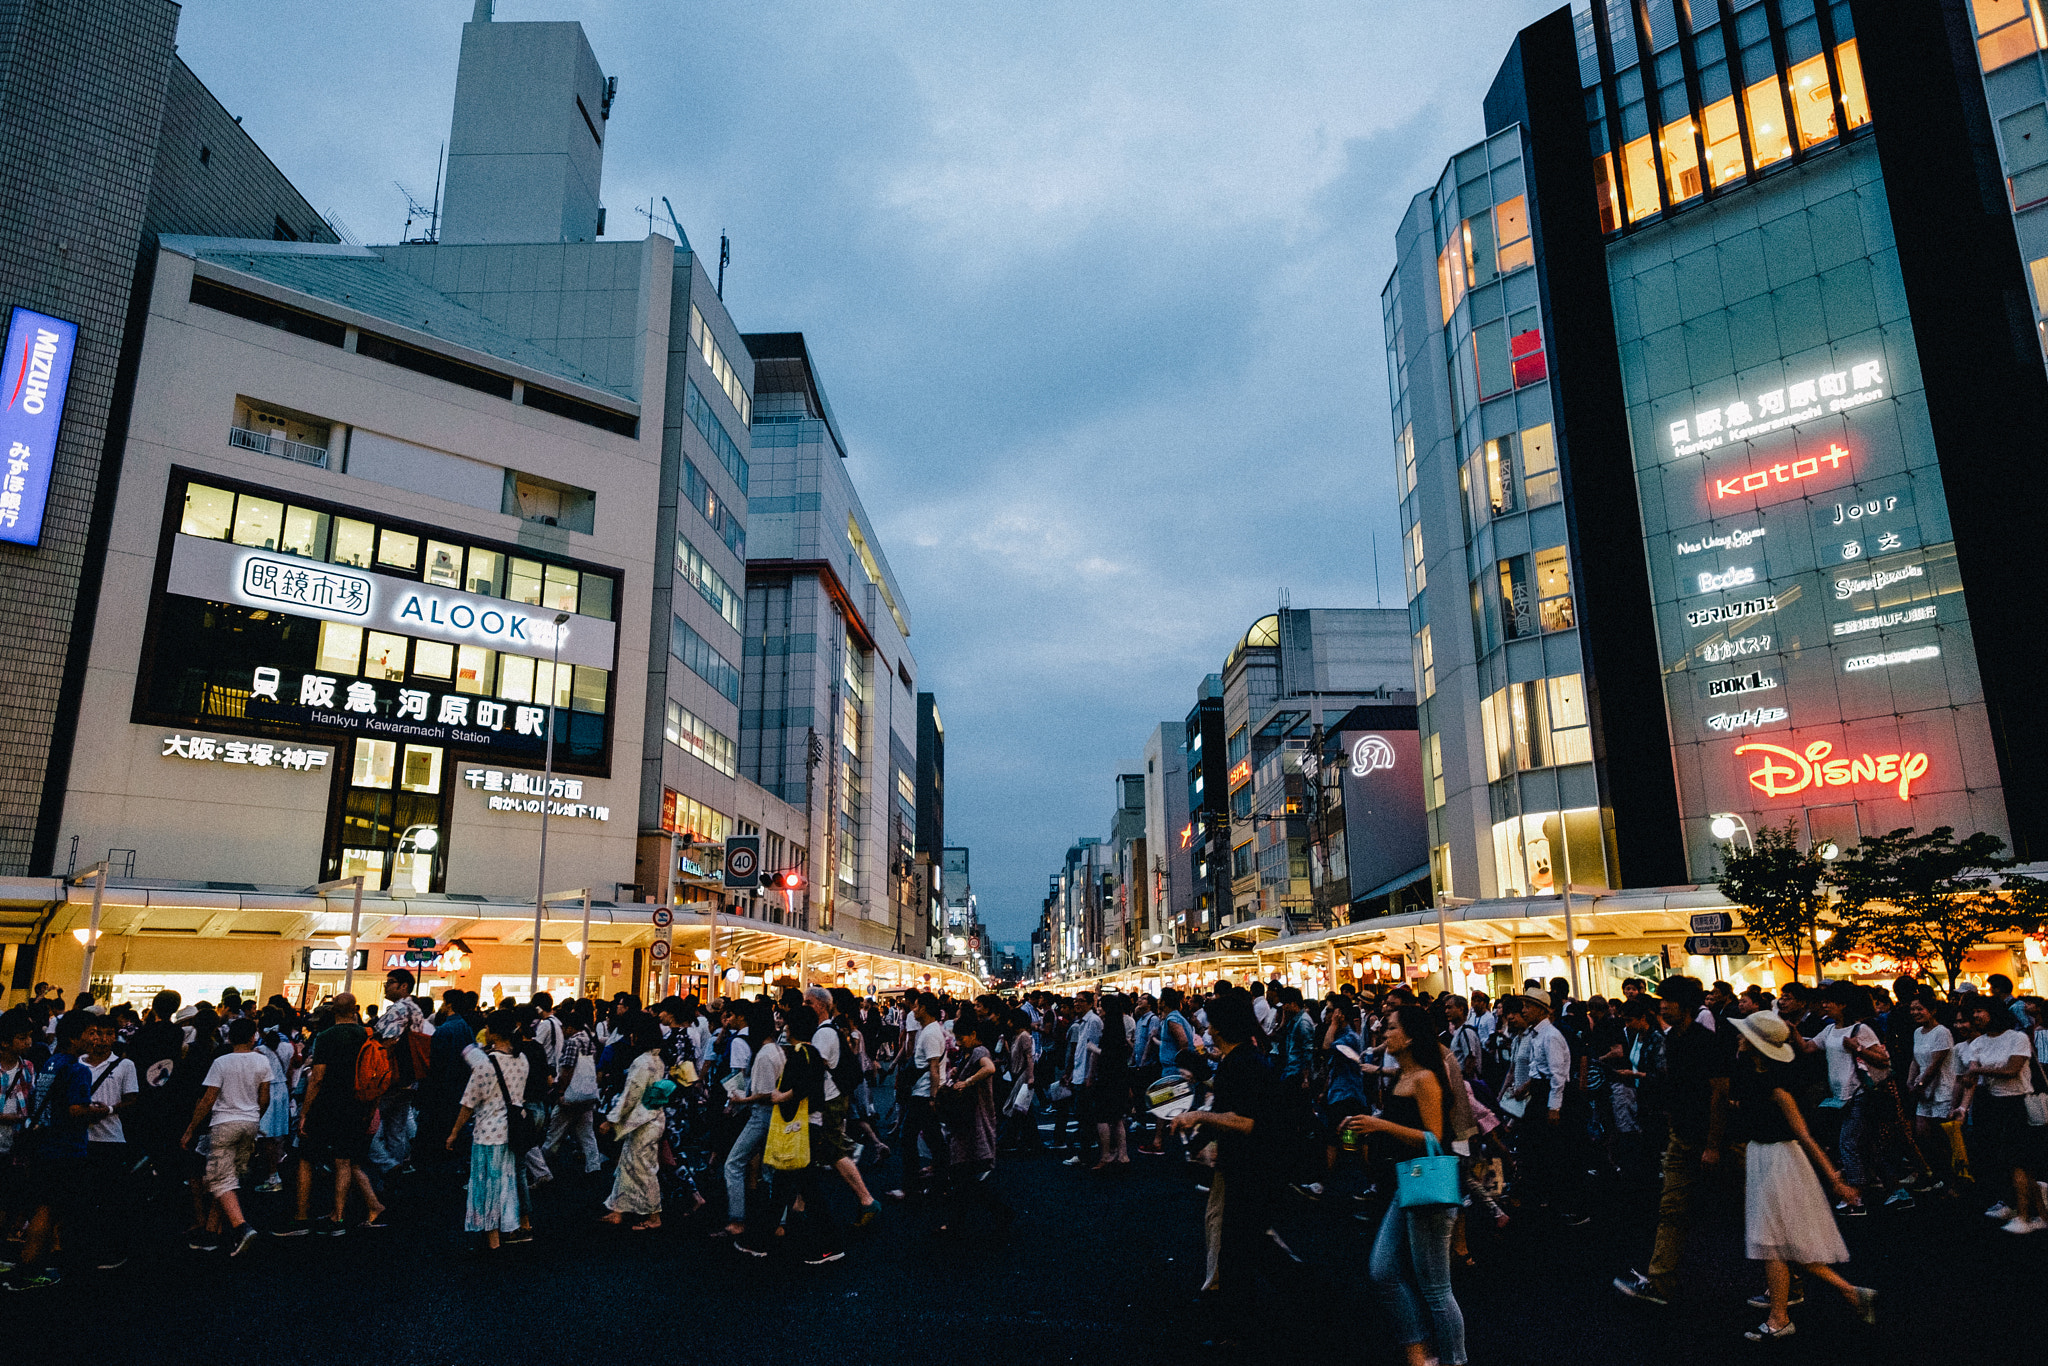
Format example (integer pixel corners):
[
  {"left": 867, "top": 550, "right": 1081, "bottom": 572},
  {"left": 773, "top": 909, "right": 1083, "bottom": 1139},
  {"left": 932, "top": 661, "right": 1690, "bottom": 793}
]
[
  {"left": 283, "top": 994, "right": 385, "bottom": 1235},
  {"left": 1173, "top": 991, "right": 1277, "bottom": 1345},
  {"left": 1613, "top": 976, "right": 1732, "bottom": 1306}
]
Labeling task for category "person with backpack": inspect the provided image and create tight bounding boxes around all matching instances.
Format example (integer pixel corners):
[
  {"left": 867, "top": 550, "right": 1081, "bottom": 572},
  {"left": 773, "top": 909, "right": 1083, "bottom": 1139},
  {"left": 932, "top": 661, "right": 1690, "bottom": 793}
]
[
  {"left": 368, "top": 969, "right": 427, "bottom": 1176},
  {"left": 447, "top": 1007, "right": 532, "bottom": 1250},
  {"left": 545, "top": 999, "right": 603, "bottom": 1176},
  {"left": 599, "top": 1011, "right": 667, "bottom": 1232},
  {"left": 806, "top": 987, "right": 881, "bottom": 1225},
  {"left": 1, "top": 1011, "right": 97, "bottom": 1290},
  {"left": 281, "top": 992, "right": 387, "bottom": 1237}
]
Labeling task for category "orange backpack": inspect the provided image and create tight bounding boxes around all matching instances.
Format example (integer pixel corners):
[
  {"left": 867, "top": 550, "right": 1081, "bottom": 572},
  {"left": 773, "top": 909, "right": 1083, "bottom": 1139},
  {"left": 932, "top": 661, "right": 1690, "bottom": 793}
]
[{"left": 353, "top": 1032, "right": 394, "bottom": 1102}]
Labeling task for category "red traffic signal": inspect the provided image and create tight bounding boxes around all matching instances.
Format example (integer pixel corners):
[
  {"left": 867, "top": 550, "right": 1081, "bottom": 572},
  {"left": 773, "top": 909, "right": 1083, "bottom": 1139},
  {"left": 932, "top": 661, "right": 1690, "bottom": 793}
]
[{"left": 772, "top": 868, "right": 804, "bottom": 892}]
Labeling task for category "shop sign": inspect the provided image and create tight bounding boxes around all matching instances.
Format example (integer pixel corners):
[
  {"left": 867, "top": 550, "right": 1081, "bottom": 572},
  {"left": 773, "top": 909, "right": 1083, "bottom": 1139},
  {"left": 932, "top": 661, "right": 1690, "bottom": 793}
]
[
  {"left": 1689, "top": 911, "right": 1735, "bottom": 935},
  {"left": 1709, "top": 443, "right": 1852, "bottom": 502},
  {"left": 1843, "top": 645, "right": 1940, "bottom": 674},
  {"left": 1699, "top": 632, "right": 1772, "bottom": 663},
  {"left": 1706, "top": 670, "right": 1776, "bottom": 698},
  {"left": 1832, "top": 603, "right": 1936, "bottom": 639},
  {"left": 231, "top": 664, "right": 551, "bottom": 757},
  {"left": 161, "top": 733, "right": 331, "bottom": 770},
  {"left": 1684, "top": 935, "right": 1750, "bottom": 956},
  {"left": 1228, "top": 758, "right": 1252, "bottom": 787},
  {"left": 460, "top": 766, "right": 608, "bottom": 821},
  {"left": 164, "top": 534, "right": 617, "bottom": 669},
  {"left": 1686, "top": 596, "right": 1778, "bottom": 629},
  {"left": 1736, "top": 739, "right": 1932, "bottom": 801},
  {"left": 1675, "top": 526, "right": 1764, "bottom": 556},
  {"left": 0, "top": 306, "right": 79, "bottom": 547},
  {"left": 306, "top": 947, "right": 368, "bottom": 971},
  {"left": 1706, "top": 706, "right": 1787, "bottom": 733},
  {"left": 1349, "top": 734, "right": 1397, "bottom": 776},
  {"left": 1668, "top": 359, "right": 1884, "bottom": 456}
]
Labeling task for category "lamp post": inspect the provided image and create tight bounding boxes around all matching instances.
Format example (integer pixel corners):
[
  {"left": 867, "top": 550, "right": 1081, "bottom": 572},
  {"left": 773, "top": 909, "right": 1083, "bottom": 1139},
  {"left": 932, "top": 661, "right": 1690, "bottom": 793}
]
[
  {"left": 1709, "top": 812, "right": 1755, "bottom": 857},
  {"left": 528, "top": 610, "right": 572, "bottom": 996},
  {"left": 70, "top": 863, "right": 109, "bottom": 999},
  {"left": 310, "top": 875, "right": 366, "bottom": 995}
]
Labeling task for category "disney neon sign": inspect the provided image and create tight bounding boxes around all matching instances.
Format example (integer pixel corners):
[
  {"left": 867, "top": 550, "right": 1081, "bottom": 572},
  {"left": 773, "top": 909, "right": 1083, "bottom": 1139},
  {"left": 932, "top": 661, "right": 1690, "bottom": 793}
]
[{"left": 1735, "top": 739, "right": 1931, "bottom": 802}]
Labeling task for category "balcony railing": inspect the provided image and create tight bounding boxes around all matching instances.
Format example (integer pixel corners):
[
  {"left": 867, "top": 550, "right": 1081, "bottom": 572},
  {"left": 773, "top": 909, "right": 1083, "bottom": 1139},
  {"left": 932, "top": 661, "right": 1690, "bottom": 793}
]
[{"left": 229, "top": 425, "right": 328, "bottom": 467}]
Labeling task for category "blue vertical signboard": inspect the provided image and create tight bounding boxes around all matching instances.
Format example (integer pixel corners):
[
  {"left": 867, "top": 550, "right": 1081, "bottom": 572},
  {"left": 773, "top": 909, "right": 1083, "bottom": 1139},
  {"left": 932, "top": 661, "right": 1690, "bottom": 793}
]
[{"left": 0, "top": 305, "right": 80, "bottom": 547}]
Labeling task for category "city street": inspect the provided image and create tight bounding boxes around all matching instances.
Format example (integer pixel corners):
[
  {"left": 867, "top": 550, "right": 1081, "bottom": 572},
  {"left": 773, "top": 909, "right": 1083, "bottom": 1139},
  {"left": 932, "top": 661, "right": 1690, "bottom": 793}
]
[{"left": 5, "top": 1141, "right": 2037, "bottom": 1363}]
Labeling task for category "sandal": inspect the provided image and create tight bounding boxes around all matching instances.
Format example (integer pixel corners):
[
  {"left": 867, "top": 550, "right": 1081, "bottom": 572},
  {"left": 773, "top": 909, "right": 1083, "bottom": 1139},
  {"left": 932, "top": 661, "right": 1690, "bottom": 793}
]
[{"left": 1744, "top": 1321, "right": 1796, "bottom": 1342}]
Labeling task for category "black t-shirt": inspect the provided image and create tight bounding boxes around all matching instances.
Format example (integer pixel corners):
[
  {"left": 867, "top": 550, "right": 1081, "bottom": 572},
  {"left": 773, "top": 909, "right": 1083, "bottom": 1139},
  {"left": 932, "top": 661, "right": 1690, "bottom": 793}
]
[
  {"left": 310, "top": 1023, "right": 367, "bottom": 1114},
  {"left": 127, "top": 1020, "right": 185, "bottom": 1097},
  {"left": 1661, "top": 1019, "right": 1733, "bottom": 1145},
  {"left": 1209, "top": 1043, "right": 1277, "bottom": 1172},
  {"left": 1730, "top": 1060, "right": 1799, "bottom": 1145}
]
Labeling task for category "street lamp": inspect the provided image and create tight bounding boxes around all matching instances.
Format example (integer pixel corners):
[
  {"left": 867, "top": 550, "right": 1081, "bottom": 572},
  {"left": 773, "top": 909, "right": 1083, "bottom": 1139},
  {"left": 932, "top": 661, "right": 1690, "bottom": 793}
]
[
  {"left": 528, "top": 611, "right": 573, "bottom": 996},
  {"left": 1709, "top": 812, "right": 1755, "bottom": 855},
  {"left": 310, "top": 875, "right": 366, "bottom": 995},
  {"left": 68, "top": 862, "right": 110, "bottom": 999}
]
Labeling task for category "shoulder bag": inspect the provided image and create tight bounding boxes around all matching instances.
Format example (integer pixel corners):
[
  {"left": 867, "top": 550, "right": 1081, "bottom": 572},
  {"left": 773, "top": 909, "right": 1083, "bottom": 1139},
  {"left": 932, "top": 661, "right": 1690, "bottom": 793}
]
[
  {"left": 485, "top": 1053, "right": 538, "bottom": 1154},
  {"left": 1393, "top": 1130, "right": 1462, "bottom": 1209}
]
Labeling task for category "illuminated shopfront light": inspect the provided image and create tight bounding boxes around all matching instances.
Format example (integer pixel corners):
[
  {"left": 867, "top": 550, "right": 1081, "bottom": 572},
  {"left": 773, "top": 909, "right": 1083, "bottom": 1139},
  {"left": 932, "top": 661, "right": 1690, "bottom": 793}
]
[
  {"left": 564, "top": 939, "right": 583, "bottom": 957},
  {"left": 1709, "top": 815, "right": 1738, "bottom": 840}
]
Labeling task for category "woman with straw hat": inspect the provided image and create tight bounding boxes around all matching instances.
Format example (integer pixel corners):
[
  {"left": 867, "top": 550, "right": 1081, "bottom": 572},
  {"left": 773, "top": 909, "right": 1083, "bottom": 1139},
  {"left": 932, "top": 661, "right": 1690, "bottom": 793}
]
[{"left": 1727, "top": 1008, "right": 1878, "bottom": 1342}]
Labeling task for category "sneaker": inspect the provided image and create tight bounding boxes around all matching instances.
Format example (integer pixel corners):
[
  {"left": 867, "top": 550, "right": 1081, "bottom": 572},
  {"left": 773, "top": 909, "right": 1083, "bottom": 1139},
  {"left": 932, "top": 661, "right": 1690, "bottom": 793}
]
[
  {"left": 1744, "top": 1321, "right": 1797, "bottom": 1342},
  {"left": 804, "top": 1250, "right": 847, "bottom": 1264},
  {"left": 1883, "top": 1188, "right": 1915, "bottom": 1210},
  {"left": 1062, "top": 1156, "right": 1085, "bottom": 1167},
  {"left": 312, "top": 1217, "right": 347, "bottom": 1237},
  {"left": 95, "top": 1258, "right": 128, "bottom": 1272},
  {"left": 2000, "top": 1215, "right": 2047, "bottom": 1235},
  {"left": 1834, "top": 1200, "right": 1866, "bottom": 1218},
  {"left": 1746, "top": 1290, "right": 1805, "bottom": 1309},
  {"left": 1612, "top": 1271, "right": 1669, "bottom": 1306},
  {"left": 2, "top": 1266, "right": 61, "bottom": 1291},
  {"left": 1290, "top": 1182, "right": 1324, "bottom": 1201},
  {"left": 253, "top": 1175, "right": 284, "bottom": 1193},
  {"left": 188, "top": 1234, "right": 223, "bottom": 1253},
  {"left": 1852, "top": 1286, "right": 1878, "bottom": 1326},
  {"left": 734, "top": 1242, "right": 769, "bottom": 1258},
  {"left": 1562, "top": 1212, "right": 1593, "bottom": 1227},
  {"left": 1985, "top": 1202, "right": 2016, "bottom": 1221},
  {"left": 271, "top": 1219, "right": 313, "bottom": 1238},
  {"left": 229, "top": 1224, "right": 260, "bottom": 1257}
]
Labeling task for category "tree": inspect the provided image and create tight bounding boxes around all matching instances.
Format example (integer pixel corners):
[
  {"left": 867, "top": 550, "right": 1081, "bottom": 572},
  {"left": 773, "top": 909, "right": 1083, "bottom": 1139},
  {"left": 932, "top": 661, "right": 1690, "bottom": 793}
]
[
  {"left": 1830, "top": 826, "right": 2047, "bottom": 993},
  {"left": 1716, "top": 822, "right": 1851, "bottom": 983}
]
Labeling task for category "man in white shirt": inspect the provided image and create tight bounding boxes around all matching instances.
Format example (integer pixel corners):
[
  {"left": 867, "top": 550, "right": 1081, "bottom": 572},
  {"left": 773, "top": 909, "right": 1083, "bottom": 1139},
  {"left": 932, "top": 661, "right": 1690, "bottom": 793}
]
[
  {"left": 719, "top": 1001, "right": 781, "bottom": 1240},
  {"left": 1250, "top": 982, "right": 1275, "bottom": 1038},
  {"left": 888, "top": 993, "right": 951, "bottom": 1200},
  {"left": 805, "top": 987, "right": 879, "bottom": 1223},
  {"left": 79, "top": 1016, "right": 139, "bottom": 1271},
  {"left": 182, "top": 1017, "right": 272, "bottom": 1255},
  {"left": 1508, "top": 990, "right": 1589, "bottom": 1226}
]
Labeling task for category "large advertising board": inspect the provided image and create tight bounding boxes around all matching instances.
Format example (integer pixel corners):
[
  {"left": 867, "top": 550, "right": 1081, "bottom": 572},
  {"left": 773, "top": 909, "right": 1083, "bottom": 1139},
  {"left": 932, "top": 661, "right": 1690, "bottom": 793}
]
[
  {"left": 0, "top": 305, "right": 79, "bottom": 547},
  {"left": 1614, "top": 143, "right": 2006, "bottom": 875}
]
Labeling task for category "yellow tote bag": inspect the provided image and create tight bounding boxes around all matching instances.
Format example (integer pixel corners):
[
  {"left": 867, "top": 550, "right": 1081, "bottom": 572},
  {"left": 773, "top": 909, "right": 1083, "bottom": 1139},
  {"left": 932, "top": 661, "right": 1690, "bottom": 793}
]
[{"left": 763, "top": 1101, "right": 811, "bottom": 1170}]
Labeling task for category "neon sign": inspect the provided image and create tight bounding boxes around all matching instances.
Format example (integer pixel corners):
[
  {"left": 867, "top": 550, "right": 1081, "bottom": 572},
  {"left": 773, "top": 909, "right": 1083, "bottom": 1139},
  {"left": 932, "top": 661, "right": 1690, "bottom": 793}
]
[
  {"left": 1736, "top": 739, "right": 1931, "bottom": 801},
  {"left": 1669, "top": 358, "right": 1885, "bottom": 455},
  {"left": 1350, "top": 734, "right": 1397, "bottom": 776},
  {"left": 1712, "top": 443, "right": 1849, "bottom": 500},
  {"left": 1228, "top": 758, "right": 1252, "bottom": 787},
  {"left": 1179, "top": 822, "right": 1193, "bottom": 850}
]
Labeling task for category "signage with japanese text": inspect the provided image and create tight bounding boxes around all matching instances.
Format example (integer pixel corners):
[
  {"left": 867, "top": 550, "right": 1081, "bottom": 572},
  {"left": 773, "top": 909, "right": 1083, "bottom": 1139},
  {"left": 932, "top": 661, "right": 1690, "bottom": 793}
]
[
  {"left": 460, "top": 766, "right": 610, "bottom": 821},
  {"left": 161, "top": 733, "right": 331, "bottom": 771},
  {"left": 0, "top": 306, "right": 78, "bottom": 547}
]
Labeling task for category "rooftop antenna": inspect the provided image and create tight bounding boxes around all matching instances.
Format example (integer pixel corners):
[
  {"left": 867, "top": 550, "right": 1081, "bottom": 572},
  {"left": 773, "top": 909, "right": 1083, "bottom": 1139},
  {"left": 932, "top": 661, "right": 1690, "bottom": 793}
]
[
  {"left": 660, "top": 197, "right": 692, "bottom": 252},
  {"left": 428, "top": 142, "right": 444, "bottom": 243},
  {"left": 1372, "top": 531, "right": 1383, "bottom": 604},
  {"left": 395, "top": 144, "right": 444, "bottom": 245},
  {"left": 718, "top": 231, "right": 730, "bottom": 298}
]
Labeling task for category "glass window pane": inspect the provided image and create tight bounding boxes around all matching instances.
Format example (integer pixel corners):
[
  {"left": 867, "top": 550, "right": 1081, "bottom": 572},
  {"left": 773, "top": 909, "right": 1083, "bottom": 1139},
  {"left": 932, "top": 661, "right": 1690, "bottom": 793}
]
[
  {"left": 1494, "top": 195, "right": 1533, "bottom": 272},
  {"left": 542, "top": 563, "right": 580, "bottom": 612},
  {"left": 1521, "top": 423, "right": 1561, "bottom": 506},
  {"left": 1661, "top": 114, "right": 1704, "bottom": 202},
  {"left": 497, "top": 653, "right": 535, "bottom": 702},
  {"left": 1463, "top": 213, "right": 1498, "bottom": 288},
  {"left": 1593, "top": 153, "right": 1622, "bottom": 234},
  {"left": 1744, "top": 74, "right": 1793, "bottom": 168},
  {"left": 1835, "top": 39, "right": 1871, "bottom": 129},
  {"left": 571, "top": 665, "right": 608, "bottom": 714},
  {"left": 1622, "top": 134, "right": 1661, "bottom": 221},
  {"left": 1972, "top": 0, "right": 2042, "bottom": 72},
  {"left": 399, "top": 744, "right": 442, "bottom": 793},
  {"left": 331, "top": 518, "right": 375, "bottom": 567},
  {"left": 1500, "top": 557, "right": 1534, "bottom": 639},
  {"left": 455, "top": 644, "right": 494, "bottom": 696},
  {"left": 377, "top": 528, "right": 419, "bottom": 572},
  {"left": 1474, "top": 321, "right": 1513, "bottom": 400},
  {"left": 352, "top": 738, "right": 397, "bottom": 789},
  {"left": 534, "top": 659, "right": 572, "bottom": 709},
  {"left": 423, "top": 541, "right": 463, "bottom": 588},
  {"left": 181, "top": 483, "right": 235, "bottom": 539},
  {"left": 280, "top": 506, "right": 329, "bottom": 559},
  {"left": 1484, "top": 437, "right": 1516, "bottom": 516},
  {"left": 466, "top": 547, "right": 503, "bottom": 597},
  {"left": 507, "top": 557, "right": 544, "bottom": 606},
  {"left": 363, "top": 631, "right": 408, "bottom": 681},
  {"left": 316, "top": 622, "right": 363, "bottom": 675},
  {"left": 1786, "top": 53, "right": 1837, "bottom": 148},
  {"left": 1702, "top": 95, "right": 1746, "bottom": 185},
  {"left": 411, "top": 639, "right": 454, "bottom": 679},
  {"left": 230, "top": 495, "right": 283, "bottom": 550},
  {"left": 579, "top": 573, "right": 614, "bottom": 621},
  {"left": 1536, "top": 545, "right": 1575, "bottom": 632}
]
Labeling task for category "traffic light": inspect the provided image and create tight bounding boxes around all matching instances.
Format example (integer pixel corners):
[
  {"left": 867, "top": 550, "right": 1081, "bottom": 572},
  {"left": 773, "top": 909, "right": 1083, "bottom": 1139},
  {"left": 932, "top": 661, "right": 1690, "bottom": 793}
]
[{"left": 772, "top": 868, "right": 804, "bottom": 893}]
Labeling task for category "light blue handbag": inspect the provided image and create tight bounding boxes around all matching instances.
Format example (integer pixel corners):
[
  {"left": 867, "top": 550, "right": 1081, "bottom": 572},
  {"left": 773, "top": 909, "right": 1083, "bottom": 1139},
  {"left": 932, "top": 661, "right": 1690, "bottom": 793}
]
[{"left": 1394, "top": 1131, "right": 1462, "bottom": 1209}]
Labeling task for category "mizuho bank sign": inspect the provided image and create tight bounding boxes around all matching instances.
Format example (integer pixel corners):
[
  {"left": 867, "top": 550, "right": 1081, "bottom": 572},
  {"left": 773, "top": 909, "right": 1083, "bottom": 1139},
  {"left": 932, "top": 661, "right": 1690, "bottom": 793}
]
[{"left": 165, "top": 533, "right": 617, "bottom": 670}]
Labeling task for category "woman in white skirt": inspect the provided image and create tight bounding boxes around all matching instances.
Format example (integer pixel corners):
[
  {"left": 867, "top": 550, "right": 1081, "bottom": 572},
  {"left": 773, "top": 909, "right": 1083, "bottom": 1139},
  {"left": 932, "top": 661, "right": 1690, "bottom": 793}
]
[
  {"left": 447, "top": 1008, "right": 531, "bottom": 1250},
  {"left": 1728, "top": 1010, "right": 1878, "bottom": 1343}
]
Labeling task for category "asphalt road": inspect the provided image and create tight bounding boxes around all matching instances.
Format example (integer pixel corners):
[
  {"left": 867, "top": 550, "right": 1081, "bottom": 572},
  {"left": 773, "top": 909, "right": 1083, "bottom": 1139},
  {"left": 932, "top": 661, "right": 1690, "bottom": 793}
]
[{"left": 4, "top": 1137, "right": 2039, "bottom": 1363}]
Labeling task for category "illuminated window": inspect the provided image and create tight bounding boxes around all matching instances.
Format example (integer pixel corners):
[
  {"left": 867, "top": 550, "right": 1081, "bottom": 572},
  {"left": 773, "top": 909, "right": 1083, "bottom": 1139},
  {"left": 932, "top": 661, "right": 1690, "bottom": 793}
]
[
  {"left": 1494, "top": 196, "right": 1533, "bottom": 273},
  {"left": 1535, "top": 545, "right": 1575, "bottom": 632},
  {"left": 1546, "top": 673, "right": 1593, "bottom": 765},
  {"left": 1786, "top": 54, "right": 1838, "bottom": 149},
  {"left": 1498, "top": 556, "right": 1535, "bottom": 641},
  {"left": 1622, "top": 134, "right": 1661, "bottom": 221},
  {"left": 1430, "top": 843, "right": 1453, "bottom": 900},
  {"left": 363, "top": 631, "right": 408, "bottom": 682},
  {"left": 1482, "top": 437, "right": 1516, "bottom": 517},
  {"left": 1397, "top": 424, "right": 1416, "bottom": 496},
  {"left": 1744, "top": 75, "right": 1793, "bottom": 168},
  {"left": 1521, "top": 423, "right": 1560, "bottom": 507},
  {"left": 1661, "top": 115, "right": 1704, "bottom": 203},
  {"left": 181, "top": 483, "right": 235, "bottom": 539},
  {"left": 1438, "top": 237, "right": 1468, "bottom": 324},
  {"left": 1405, "top": 521, "right": 1427, "bottom": 598},
  {"left": 1509, "top": 325, "right": 1547, "bottom": 387},
  {"left": 1463, "top": 214, "right": 1497, "bottom": 289},
  {"left": 1416, "top": 625, "right": 1436, "bottom": 698},
  {"left": 231, "top": 495, "right": 283, "bottom": 551},
  {"left": 1835, "top": 40, "right": 1871, "bottom": 129},
  {"left": 1702, "top": 96, "right": 1746, "bottom": 186},
  {"left": 1971, "top": 0, "right": 2046, "bottom": 72},
  {"left": 1593, "top": 153, "right": 1622, "bottom": 234},
  {"left": 1425, "top": 733, "right": 1445, "bottom": 810},
  {"left": 316, "top": 621, "right": 363, "bottom": 676}
]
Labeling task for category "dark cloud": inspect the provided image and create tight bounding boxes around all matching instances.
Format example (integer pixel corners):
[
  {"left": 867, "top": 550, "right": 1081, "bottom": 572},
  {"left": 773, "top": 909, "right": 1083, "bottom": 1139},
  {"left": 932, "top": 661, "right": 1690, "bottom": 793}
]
[{"left": 179, "top": 0, "right": 1561, "bottom": 945}]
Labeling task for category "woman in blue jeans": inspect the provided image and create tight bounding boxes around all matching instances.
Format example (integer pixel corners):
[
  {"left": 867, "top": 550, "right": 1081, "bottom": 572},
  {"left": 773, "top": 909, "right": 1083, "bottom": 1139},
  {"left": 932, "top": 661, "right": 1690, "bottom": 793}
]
[{"left": 1343, "top": 1006, "right": 1467, "bottom": 1366}]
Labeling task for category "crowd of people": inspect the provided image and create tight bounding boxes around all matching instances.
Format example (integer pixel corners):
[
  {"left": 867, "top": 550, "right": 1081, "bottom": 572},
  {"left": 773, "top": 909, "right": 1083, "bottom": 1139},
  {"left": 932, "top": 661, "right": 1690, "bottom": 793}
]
[{"left": 2, "top": 964, "right": 2044, "bottom": 1353}]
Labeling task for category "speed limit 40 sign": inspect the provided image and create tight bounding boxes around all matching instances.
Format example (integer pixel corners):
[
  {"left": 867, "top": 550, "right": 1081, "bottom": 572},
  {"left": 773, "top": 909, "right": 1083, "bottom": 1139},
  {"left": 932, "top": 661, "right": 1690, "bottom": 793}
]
[{"left": 724, "top": 836, "right": 761, "bottom": 890}]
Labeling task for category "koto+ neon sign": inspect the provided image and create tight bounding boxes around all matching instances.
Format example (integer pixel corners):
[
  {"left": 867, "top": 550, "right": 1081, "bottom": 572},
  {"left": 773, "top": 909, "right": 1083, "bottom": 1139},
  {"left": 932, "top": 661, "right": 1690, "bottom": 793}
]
[
  {"left": 1712, "top": 443, "right": 1850, "bottom": 501},
  {"left": 1735, "top": 739, "right": 1931, "bottom": 802}
]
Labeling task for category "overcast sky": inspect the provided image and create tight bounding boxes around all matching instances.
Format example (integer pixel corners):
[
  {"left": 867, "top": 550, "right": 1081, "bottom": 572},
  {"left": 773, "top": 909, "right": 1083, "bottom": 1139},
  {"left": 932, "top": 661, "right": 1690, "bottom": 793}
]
[{"left": 181, "top": 0, "right": 1562, "bottom": 947}]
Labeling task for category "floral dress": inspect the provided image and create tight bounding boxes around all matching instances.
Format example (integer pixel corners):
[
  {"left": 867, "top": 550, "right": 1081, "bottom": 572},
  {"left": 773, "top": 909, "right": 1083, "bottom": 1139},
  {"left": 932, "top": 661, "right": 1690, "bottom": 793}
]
[
  {"left": 605, "top": 1050, "right": 666, "bottom": 1216},
  {"left": 460, "top": 1048, "right": 529, "bottom": 1233}
]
